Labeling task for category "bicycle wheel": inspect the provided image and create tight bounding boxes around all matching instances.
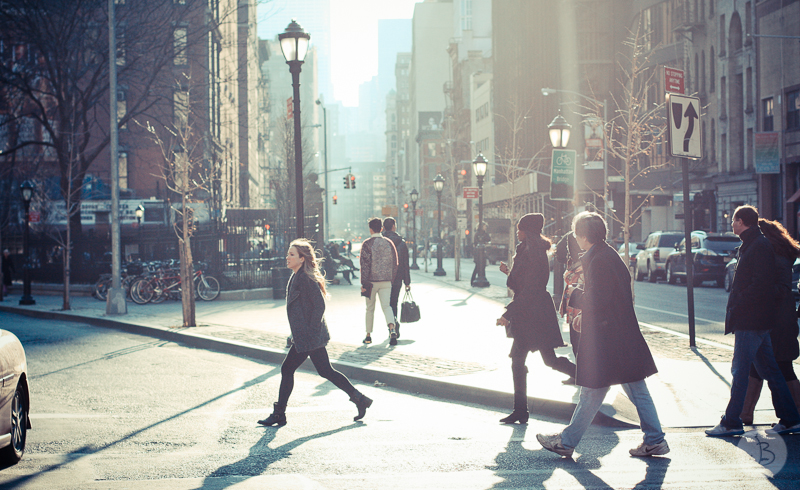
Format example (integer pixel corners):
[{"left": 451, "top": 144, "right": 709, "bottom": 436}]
[
  {"left": 150, "top": 279, "right": 169, "bottom": 304},
  {"left": 122, "top": 275, "right": 137, "bottom": 302},
  {"left": 93, "top": 276, "right": 111, "bottom": 301},
  {"left": 131, "top": 278, "right": 154, "bottom": 304},
  {"left": 197, "top": 275, "right": 220, "bottom": 301}
]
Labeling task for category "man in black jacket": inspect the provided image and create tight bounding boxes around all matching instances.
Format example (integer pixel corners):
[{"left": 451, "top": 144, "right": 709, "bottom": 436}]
[
  {"left": 706, "top": 205, "right": 800, "bottom": 436},
  {"left": 382, "top": 218, "right": 411, "bottom": 339}
]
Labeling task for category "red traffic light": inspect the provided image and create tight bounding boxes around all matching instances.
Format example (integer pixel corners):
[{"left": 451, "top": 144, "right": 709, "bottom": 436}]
[
  {"left": 403, "top": 203, "right": 409, "bottom": 210},
  {"left": 264, "top": 224, "right": 270, "bottom": 230},
  {"left": 460, "top": 169, "right": 467, "bottom": 175}
]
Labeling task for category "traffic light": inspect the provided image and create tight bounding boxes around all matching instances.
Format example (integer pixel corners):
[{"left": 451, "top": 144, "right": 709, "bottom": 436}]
[
  {"left": 403, "top": 203, "right": 409, "bottom": 211},
  {"left": 343, "top": 176, "right": 350, "bottom": 189},
  {"left": 333, "top": 194, "right": 338, "bottom": 205},
  {"left": 350, "top": 174, "right": 356, "bottom": 189}
]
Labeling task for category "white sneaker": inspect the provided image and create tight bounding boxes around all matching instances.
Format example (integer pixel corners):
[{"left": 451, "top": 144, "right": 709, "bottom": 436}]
[
  {"left": 629, "top": 440, "right": 670, "bottom": 457},
  {"left": 536, "top": 433, "right": 574, "bottom": 457},
  {"left": 766, "top": 422, "right": 800, "bottom": 435}
]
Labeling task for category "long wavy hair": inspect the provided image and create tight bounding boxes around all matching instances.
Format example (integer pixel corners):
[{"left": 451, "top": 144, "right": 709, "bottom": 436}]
[
  {"left": 289, "top": 239, "right": 328, "bottom": 297},
  {"left": 758, "top": 219, "right": 800, "bottom": 260}
]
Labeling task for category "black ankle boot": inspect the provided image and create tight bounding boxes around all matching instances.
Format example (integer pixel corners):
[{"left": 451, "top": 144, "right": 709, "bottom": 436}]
[
  {"left": 499, "top": 409, "right": 529, "bottom": 424},
  {"left": 258, "top": 402, "right": 287, "bottom": 426},
  {"left": 351, "top": 392, "right": 373, "bottom": 421}
]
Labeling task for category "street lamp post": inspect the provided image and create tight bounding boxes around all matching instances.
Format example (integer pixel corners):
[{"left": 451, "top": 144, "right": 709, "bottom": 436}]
[
  {"left": 547, "top": 111, "right": 573, "bottom": 302},
  {"left": 316, "top": 99, "right": 328, "bottom": 244},
  {"left": 542, "top": 88, "right": 609, "bottom": 235},
  {"left": 410, "top": 189, "right": 419, "bottom": 270},
  {"left": 470, "top": 153, "right": 490, "bottom": 287},
  {"left": 135, "top": 204, "right": 144, "bottom": 260},
  {"left": 433, "top": 174, "right": 446, "bottom": 277},
  {"left": 19, "top": 180, "right": 35, "bottom": 305},
  {"left": 279, "top": 19, "right": 311, "bottom": 239}
]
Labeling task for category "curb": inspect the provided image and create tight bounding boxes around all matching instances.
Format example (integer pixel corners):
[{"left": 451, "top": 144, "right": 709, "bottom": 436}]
[{"left": 0, "top": 304, "right": 637, "bottom": 428}]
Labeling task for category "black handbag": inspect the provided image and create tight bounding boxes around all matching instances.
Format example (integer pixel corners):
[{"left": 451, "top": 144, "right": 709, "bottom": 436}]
[{"left": 400, "top": 289, "right": 421, "bottom": 323}]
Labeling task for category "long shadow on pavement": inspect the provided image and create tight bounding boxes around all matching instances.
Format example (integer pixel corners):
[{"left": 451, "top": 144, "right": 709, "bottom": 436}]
[{"left": 691, "top": 346, "right": 732, "bottom": 388}]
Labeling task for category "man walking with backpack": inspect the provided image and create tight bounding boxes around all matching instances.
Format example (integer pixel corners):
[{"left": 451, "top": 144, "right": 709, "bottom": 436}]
[
  {"left": 383, "top": 218, "right": 411, "bottom": 340},
  {"left": 361, "top": 218, "right": 399, "bottom": 345}
]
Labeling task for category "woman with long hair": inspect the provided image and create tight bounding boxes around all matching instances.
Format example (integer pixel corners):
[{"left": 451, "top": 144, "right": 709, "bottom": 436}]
[
  {"left": 258, "top": 239, "right": 372, "bottom": 426},
  {"left": 496, "top": 213, "right": 576, "bottom": 424},
  {"left": 740, "top": 219, "right": 800, "bottom": 423}
]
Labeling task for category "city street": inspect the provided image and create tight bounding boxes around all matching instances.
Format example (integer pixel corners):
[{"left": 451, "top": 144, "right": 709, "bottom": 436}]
[{"left": 0, "top": 314, "right": 798, "bottom": 489}]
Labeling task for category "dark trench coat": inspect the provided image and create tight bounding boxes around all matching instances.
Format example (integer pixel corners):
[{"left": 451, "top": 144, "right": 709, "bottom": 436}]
[
  {"left": 771, "top": 254, "right": 799, "bottom": 362},
  {"left": 502, "top": 239, "right": 564, "bottom": 356},
  {"left": 570, "top": 240, "right": 657, "bottom": 388},
  {"left": 286, "top": 270, "right": 331, "bottom": 353}
]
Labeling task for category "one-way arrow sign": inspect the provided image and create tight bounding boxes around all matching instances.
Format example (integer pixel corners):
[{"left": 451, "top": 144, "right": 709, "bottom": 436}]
[{"left": 667, "top": 94, "right": 702, "bottom": 159}]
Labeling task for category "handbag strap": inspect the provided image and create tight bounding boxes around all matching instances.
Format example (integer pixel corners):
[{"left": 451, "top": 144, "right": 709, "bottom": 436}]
[{"left": 403, "top": 288, "right": 414, "bottom": 302}]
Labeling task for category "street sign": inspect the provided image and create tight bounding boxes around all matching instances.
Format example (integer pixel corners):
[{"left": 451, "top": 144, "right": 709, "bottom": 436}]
[
  {"left": 28, "top": 211, "right": 41, "bottom": 223},
  {"left": 463, "top": 187, "right": 479, "bottom": 199},
  {"left": 550, "top": 149, "right": 576, "bottom": 201},
  {"left": 665, "top": 67, "right": 685, "bottom": 94},
  {"left": 667, "top": 94, "right": 702, "bottom": 159}
]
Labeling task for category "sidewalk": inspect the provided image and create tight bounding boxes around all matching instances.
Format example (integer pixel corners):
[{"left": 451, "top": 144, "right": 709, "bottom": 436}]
[{"left": 0, "top": 262, "right": 771, "bottom": 430}]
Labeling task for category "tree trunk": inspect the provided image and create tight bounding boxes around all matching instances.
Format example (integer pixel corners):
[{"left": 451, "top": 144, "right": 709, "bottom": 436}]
[
  {"left": 62, "top": 226, "right": 71, "bottom": 311},
  {"left": 180, "top": 191, "right": 196, "bottom": 327}
]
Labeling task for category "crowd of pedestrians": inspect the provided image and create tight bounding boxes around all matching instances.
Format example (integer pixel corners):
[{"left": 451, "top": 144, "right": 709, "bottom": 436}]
[{"left": 258, "top": 205, "right": 800, "bottom": 459}]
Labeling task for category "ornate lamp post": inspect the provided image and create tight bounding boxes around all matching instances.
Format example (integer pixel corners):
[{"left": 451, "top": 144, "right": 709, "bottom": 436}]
[
  {"left": 547, "top": 111, "right": 572, "bottom": 301},
  {"left": 279, "top": 19, "right": 311, "bottom": 239},
  {"left": 433, "top": 174, "right": 446, "bottom": 277},
  {"left": 19, "top": 180, "right": 35, "bottom": 305},
  {"left": 410, "top": 188, "right": 419, "bottom": 270},
  {"left": 471, "top": 153, "right": 490, "bottom": 287}
]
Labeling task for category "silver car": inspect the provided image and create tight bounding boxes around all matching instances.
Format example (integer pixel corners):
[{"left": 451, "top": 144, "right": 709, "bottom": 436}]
[
  {"left": 0, "top": 330, "right": 30, "bottom": 465},
  {"left": 634, "top": 231, "right": 685, "bottom": 283}
]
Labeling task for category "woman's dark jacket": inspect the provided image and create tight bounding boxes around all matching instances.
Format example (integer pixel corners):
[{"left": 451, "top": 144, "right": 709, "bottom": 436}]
[
  {"left": 286, "top": 270, "right": 330, "bottom": 353},
  {"left": 502, "top": 239, "right": 563, "bottom": 354},
  {"left": 725, "top": 226, "right": 777, "bottom": 334},
  {"left": 770, "top": 254, "right": 799, "bottom": 361},
  {"left": 570, "top": 240, "right": 657, "bottom": 388}
]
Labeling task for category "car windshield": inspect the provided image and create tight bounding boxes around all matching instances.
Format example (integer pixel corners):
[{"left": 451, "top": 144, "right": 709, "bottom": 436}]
[
  {"left": 703, "top": 237, "right": 740, "bottom": 254},
  {"left": 658, "top": 235, "right": 683, "bottom": 247}
]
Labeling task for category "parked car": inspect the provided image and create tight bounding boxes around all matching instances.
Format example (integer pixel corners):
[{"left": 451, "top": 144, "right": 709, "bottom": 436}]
[
  {"left": 664, "top": 231, "right": 740, "bottom": 287},
  {"left": 727, "top": 256, "right": 800, "bottom": 298},
  {"left": 634, "top": 231, "right": 686, "bottom": 282},
  {"left": 618, "top": 242, "right": 643, "bottom": 277},
  {"left": 0, "top": 330, "right": 30, "bottom": 465}
]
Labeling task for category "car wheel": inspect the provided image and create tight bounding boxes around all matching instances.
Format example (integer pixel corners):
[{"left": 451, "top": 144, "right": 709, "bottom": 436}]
[
  {"left": 666, "top": 263, "right": 677, "bottom": 284},
  {"left": 724, "top": 271, "right": 733, "bottom": 292},
  {"left": 0, "top": 382, "right": 27, "bottom": 465},
  {"left": 647, "top": 266, "right": 657, "bottom": 283},
  {"left": 635, "top": 265, "right": 644, "bottom": 281}
]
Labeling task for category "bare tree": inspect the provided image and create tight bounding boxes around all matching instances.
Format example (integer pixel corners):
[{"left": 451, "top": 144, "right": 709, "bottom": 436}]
[
  {"left": 143, "top": 78, "right": 209, "bottom": 327},
  {"left": 598, "top": 19, "right": 670, "bottom": 294}
]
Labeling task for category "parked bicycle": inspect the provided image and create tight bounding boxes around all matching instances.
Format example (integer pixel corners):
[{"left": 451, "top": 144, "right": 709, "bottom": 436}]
[{"left": 130, "top": 261, "right": 219, "bottom": 304}]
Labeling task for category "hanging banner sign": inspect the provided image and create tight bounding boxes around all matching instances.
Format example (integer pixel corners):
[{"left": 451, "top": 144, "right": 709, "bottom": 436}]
[{"left": 754, "top": 132, "right": 780, "bottom": 174}]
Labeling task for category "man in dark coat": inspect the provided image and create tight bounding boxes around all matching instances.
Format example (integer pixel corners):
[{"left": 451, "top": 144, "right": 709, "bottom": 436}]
[
  {"left": 382, "top": 217, "right": 411, "bottom": 338},
  {"left": 538, "top": 211, "right": 669, "bottom": 458},
  {"left": 705, "top": 205, "right": 800, "bottom": 436}
]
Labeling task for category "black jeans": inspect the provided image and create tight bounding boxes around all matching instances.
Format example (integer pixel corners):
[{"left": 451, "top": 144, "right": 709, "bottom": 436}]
[
  {"left": 278, "top": 345, "right": 357, "bottom": 405},
  {"left": 389, "top": 279, "right": 403, "bottom": 324},
  {"left": 511, "top": 346, "right": 576, "bottom": 409}
]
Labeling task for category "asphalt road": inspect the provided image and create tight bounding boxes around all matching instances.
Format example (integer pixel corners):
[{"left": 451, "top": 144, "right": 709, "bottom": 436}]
[{"left": 0, "top": 313, "right": 798, "bottom": 489}]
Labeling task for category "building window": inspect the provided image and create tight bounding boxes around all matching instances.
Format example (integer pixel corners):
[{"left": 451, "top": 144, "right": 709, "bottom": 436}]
[
  {"left": 174, "top": 89, "right": 188, "bottom": 129},
  {"left": 719, "top": 15, "right": 726, "bottom": 56},
  {"left": 117, "top": 91, "right": 126, "bottom": 129},
  {"left": 461, "top": 0, "right": 472, "bottom": 30},
  {"left": 119, "top": 152, "right": 128, "bottom": 188},
  {"left": 746, "top": 67, "right": 753, "bottom": 113},
  {"left": 116, "top": 33, "right": 125, "bottom": 66},
  {"left": 710, "top": 47, "right": 715, "bottom": 91},
  {"left": 174, "top": 28, "right": 187, "bottom": 65},
  {"left": 763, "top": 97, "right": 774, "bottom": 131},
  {"left": 720, "top": 77, "right": 727, "bottom": 119},
  {"left": 788, "top": 90, "right": 800, "bottom": 130},
  {"left": 427, "top": 142, "right": 436, "bottom": 157}
]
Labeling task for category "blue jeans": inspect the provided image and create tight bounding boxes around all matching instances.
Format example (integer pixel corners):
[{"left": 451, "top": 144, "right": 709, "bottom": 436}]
[
  {"left": 561, "top": 380, "right": 665, "bottom": 450},
  {"left": 722, "top": 330, "right": 800, "bottom": 429}
]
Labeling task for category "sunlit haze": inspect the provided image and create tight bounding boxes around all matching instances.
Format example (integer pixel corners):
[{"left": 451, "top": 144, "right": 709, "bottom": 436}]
[{"left": 258, "top": 0, "right": 419, "bottom": 106}]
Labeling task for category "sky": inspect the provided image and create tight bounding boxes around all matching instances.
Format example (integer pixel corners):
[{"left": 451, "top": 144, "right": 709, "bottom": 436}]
[{"left": 259, "top": 0, "right": 420, "bottom": 106}]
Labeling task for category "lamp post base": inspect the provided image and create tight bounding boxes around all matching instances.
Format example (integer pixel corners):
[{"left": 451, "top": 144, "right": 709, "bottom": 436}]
[
  {"left": 410, "top": 263, "right": 419, "bottom": 270},
  {"left": 106, "top": 287, "right": 128, "bottom": 315},
  {"left": 433, "top": 268, "right": 446, "bottom": 276},
  {"left": 471, "top": 245, "right": 490, "bottom": 287},
  {"left": 19, "top": 296, "right": 35, "bottom": 306}
]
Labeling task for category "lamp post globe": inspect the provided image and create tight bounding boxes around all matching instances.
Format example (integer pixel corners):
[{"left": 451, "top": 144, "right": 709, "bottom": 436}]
[
  {"left": 279, "top": 19, "right": 311, "bottom": 239},
  {"left": 547, "top": 110, "right": 572, "bottom": 149},
  {"left": 410, "top": 188, "right": 419, "bottom": 270},
  {"left": 433, "top": 175, "right": 446, "bottom": 277},
  {"left": 19, "top": 180, "right": 35, "bottom": 305},
  {"left": 470, "top": 154, "right": 490, "bottom": 287}
]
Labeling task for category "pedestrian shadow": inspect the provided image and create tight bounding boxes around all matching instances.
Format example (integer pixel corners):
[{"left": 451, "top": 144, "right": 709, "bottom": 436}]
[
  {"left": 197, "top": 422, "right": 362, "bottom": 489},
  {"left": 0, "top": 366, "right": 283, "bottom": 485},
  {"left": 714, "top": 429, "right": 800, "bottom": 487},
  {"left": 445, "top": 292, "right": 477, "bottom": 307},
  {"left": 691, "top": 346, "right": 731, "bottom": 388},
  {"left": 28, "top": 339, "right": 171, "bottom": 380}
]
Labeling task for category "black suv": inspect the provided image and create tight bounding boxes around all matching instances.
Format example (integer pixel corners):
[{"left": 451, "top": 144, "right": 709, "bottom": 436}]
[{"left": 664, "top": 231, "right": 739, "bottom": 287}]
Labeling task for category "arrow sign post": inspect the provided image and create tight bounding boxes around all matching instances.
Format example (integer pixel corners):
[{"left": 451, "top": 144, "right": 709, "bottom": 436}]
[
  {"left": 667, "top": 93, "right": 702, "bottom": 348},
  {"left": 667, "top": 94, "right": 702, "bottom": 159}
]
